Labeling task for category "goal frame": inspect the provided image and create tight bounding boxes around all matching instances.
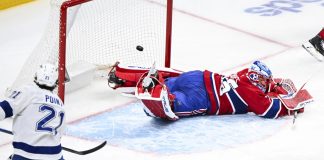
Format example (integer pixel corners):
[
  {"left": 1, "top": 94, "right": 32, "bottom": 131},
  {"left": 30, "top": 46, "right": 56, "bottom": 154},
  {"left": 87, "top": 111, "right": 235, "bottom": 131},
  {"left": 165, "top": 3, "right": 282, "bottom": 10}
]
[{"left": 57, "top": 0, "right": 173, "bottom": 101}]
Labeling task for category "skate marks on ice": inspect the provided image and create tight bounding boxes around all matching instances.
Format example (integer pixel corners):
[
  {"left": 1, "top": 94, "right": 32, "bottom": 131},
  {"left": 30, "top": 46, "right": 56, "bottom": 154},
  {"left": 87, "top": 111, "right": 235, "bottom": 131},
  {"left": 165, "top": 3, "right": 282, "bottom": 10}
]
[{"left": 65, "top": 102, "right": 288, "bottom": 154}]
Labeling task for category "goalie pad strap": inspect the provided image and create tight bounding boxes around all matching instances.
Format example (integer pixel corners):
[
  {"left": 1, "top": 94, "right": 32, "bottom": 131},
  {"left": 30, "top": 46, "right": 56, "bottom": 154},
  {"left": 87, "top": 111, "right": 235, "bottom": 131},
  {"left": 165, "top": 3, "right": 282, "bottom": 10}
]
[{"left": 115, "top": 65, "right": 147, "bottom": 83}]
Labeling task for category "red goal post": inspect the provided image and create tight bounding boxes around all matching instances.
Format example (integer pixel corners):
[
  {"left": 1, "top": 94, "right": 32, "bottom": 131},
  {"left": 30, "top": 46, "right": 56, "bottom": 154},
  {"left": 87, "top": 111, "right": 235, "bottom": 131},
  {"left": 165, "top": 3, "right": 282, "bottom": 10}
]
[{"left": 10, "top": 0, "right": 173, "bottom": 101}]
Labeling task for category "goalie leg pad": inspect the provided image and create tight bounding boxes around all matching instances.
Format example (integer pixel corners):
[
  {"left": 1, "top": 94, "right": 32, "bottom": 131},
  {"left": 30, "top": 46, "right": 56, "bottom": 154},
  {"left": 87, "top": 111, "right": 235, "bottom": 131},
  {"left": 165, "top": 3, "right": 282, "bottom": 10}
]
[
  {"left": 108, "top": 62, "right": 182, "bottom": 89},
  {"left": 138, "top": 85, "right": 178, "bottom": 121},
  {"left": 137, "top": 70, "right": 211, "bottom": 120}
]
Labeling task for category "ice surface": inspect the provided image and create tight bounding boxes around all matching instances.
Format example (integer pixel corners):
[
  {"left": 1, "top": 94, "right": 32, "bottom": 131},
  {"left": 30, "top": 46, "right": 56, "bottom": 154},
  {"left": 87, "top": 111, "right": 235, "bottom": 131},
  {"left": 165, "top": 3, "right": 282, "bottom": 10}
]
[
  {"left": 65, "top": 101, "right": 288, "bottom": 154},
  {"left": 1, "top": 0, "right": 324, "bottom": 160}
]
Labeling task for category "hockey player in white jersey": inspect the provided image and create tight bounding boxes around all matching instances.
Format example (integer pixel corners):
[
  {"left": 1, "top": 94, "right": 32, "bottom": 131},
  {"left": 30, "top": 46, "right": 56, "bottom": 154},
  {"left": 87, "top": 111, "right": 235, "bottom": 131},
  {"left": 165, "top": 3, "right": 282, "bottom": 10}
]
[{"left": 0, "top": 63, "right": 65, "bottom": 160}]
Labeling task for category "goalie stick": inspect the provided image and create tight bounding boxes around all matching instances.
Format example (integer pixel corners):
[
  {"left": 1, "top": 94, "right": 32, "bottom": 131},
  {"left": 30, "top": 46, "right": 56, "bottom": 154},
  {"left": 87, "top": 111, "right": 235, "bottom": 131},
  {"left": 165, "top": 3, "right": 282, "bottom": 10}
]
[
  {"left": 277, "top": 60, "right": 323, "bottom": 111},
  {"left": 0, "top": 128, "right": 107, "bottom": 155}
]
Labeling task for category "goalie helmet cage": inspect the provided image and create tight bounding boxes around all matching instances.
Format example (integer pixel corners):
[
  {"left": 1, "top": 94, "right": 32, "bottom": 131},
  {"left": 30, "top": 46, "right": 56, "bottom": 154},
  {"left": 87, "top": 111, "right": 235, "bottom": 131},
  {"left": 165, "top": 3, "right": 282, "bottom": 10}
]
[{"left": 10, "top": 0, "right": 173, "bottom": 101}]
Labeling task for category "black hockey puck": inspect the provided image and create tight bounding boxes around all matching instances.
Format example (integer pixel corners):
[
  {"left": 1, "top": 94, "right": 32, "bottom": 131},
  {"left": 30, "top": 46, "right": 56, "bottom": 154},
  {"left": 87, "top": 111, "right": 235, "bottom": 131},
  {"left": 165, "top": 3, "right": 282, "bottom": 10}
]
[{"left": 136, "top": 45, "right": 144, "bottom": 51}]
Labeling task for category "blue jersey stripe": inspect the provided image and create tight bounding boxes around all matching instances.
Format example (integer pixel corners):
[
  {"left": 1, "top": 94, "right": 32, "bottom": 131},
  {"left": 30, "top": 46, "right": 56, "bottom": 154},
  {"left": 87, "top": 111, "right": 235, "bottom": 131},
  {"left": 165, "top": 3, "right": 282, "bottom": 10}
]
[
  {"left": 262, "top": 99, "right": 281, "bottom": 118},
  {"left": 0, "top": 100, "right": 13, "bottom": 118},
  {"left": 11, "top": 154, "right": 64, "bottom": 160},
  {"left": 227, "top": 90, "right": 248, "bottom": 114},
  {"left": 13, "top": 142, "right": 62, "bottom": 155},
  {"left": 11, "top": 154, "right": 31, "bottom": 160}
]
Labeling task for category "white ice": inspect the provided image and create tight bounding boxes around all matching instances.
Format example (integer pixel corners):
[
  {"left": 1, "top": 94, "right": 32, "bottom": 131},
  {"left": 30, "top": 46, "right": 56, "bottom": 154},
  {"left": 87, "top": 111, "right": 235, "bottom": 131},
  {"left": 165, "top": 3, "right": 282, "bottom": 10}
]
[{"left": 1, "top": 0, "right": 324, "bottom": 160}]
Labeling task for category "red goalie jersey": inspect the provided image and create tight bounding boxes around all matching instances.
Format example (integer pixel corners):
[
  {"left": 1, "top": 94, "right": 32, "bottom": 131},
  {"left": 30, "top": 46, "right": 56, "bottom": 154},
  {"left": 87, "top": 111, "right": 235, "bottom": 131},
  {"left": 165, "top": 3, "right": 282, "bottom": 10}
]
[
  {"left": 204, "top": 69, "right": 307, "bottom": 118},
  {"left": 108, "top": 61, "right": 313, "bottom": 120}
]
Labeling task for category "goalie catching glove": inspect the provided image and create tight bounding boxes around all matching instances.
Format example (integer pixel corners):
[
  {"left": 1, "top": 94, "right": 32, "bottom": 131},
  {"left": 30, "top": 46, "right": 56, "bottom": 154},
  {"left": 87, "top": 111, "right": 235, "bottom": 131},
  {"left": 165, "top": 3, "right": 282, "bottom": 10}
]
[{"left": 272, "top": 78, "right": 297, "bottom": 95}]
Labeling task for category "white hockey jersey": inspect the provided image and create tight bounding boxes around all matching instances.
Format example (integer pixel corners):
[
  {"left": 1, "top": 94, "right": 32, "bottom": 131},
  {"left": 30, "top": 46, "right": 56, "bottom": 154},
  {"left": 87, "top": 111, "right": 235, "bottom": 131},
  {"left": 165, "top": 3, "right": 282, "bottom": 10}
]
[{"left": 0, "top": 83, "right": 65, "bottom": 160}]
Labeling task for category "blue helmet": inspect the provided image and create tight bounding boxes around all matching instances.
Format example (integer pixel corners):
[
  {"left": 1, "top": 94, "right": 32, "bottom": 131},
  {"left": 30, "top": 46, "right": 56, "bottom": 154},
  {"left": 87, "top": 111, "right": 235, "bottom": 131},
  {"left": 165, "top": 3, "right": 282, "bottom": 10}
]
[{"left": 247, "top": 60, "right": 273, "bottom": 92}]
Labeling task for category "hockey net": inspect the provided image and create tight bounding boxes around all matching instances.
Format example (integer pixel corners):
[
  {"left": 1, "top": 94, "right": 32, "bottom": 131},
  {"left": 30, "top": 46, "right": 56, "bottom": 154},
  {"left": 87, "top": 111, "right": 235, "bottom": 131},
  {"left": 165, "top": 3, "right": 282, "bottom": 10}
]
[{"left": 10, "top": 0, "right": 173, "bottom": 100}]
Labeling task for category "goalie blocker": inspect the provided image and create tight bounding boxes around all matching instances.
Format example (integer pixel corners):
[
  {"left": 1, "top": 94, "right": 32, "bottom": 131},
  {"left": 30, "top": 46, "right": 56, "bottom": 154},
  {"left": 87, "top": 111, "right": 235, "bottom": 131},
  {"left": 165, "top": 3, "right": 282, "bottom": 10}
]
[
  {"left": 272, "top": 78, "right": 313, "bottom": 115},
  {"left": 108, "top": 61, "right": 313, "bottom": 121}
]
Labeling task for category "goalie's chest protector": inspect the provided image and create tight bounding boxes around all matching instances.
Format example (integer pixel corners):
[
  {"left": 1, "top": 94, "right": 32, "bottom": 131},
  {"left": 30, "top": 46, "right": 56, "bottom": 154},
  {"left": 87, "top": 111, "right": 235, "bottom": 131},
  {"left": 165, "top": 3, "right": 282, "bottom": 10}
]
[{"left": 203, "top": 70, "right": 253, "bottom": 115}]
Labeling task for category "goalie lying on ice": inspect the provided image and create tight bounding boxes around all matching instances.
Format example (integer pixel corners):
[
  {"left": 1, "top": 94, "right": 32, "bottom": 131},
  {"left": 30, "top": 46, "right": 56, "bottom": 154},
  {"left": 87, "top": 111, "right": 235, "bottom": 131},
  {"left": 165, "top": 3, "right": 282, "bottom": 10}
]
[{"left": 107, "top": 61, "right": 313, "bottom": 121}]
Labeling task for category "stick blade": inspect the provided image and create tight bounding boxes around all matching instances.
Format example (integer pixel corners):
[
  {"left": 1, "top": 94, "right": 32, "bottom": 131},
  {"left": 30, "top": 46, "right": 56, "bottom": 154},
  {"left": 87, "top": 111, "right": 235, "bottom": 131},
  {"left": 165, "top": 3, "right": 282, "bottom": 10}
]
[{"left": 62, "top": 141, "right": 107, "bottom": 155}]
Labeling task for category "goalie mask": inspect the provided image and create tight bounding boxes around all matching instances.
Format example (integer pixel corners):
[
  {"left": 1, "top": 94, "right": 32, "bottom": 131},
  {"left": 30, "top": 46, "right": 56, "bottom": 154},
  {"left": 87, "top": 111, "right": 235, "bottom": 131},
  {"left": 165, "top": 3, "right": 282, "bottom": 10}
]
[
  {"left": 34, "top": 63, "right": 58, "bottom": 88},
  {"left": 247, "top": 60, "right": 273, "bottom": 93}
]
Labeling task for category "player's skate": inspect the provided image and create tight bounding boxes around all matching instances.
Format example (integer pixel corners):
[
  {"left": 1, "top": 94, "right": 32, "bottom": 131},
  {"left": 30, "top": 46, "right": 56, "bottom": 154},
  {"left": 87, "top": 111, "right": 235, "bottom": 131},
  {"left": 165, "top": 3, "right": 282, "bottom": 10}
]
[
  {"left": 302, "top": 36, "right": 324, "bottom": 61},
  {"left": 107, "top": 62, "right": 125, "bottom": 89}
]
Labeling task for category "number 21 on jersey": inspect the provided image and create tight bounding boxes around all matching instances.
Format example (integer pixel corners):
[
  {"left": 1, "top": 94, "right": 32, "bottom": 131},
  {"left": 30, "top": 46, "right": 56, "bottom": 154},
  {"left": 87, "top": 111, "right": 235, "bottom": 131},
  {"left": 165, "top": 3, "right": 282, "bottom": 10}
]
[{"left": 36, "top": 105, "right": 65, "bottom": 135}]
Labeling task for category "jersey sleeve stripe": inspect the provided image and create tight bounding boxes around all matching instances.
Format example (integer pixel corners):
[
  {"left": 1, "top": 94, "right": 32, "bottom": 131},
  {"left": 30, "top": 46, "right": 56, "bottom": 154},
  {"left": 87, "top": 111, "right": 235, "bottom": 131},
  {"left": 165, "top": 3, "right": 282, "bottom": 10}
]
[
  {"left": 260, "top": 98, "right": 281, "bottom": 119},
  {"left": 227, "top": 90, "right": 248, "bottom": 114},
  {"left": 0, "top": 100, "right": 13, "bottom": 118},
  {"left": 13, "top": 142, "right": 62, "bottom": 154}
]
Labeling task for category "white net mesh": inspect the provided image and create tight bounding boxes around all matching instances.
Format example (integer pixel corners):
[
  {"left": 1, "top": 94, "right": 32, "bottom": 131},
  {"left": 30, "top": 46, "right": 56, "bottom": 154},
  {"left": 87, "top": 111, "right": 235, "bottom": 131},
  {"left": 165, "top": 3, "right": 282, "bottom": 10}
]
[
  {"left": 66, "top": 0, "right": 168, "bottom": 66},
  {"left": 10, "top": 0, "right": 170, "bottom": 93}
]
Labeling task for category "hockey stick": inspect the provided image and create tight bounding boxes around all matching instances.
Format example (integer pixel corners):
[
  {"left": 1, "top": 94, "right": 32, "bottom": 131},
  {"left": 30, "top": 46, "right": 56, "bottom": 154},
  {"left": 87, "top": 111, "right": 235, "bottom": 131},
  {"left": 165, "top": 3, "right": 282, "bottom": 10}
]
[
  {"left": 300, "top": 61, "right": 324, "bottom": 89},
  {"left": 0, "top": 128, "right": 107, "bottom": 155},
  {"left": 0, "top": 128, "right": 12, "bottom": 135},
  {"left": 61, "top": 141, "right": 107, "bottom": 155}
]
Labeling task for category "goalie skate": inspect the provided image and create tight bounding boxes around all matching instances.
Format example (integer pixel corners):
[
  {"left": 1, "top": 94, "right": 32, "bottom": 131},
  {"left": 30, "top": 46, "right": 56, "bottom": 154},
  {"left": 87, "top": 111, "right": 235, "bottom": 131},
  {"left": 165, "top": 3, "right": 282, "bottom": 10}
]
[{"left": 107, "top": 62, "right": 125, "bottom": 89}]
